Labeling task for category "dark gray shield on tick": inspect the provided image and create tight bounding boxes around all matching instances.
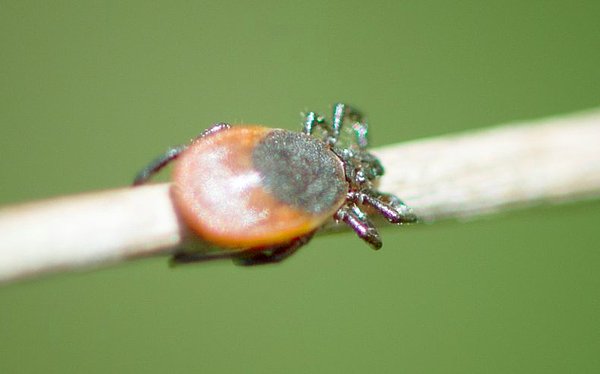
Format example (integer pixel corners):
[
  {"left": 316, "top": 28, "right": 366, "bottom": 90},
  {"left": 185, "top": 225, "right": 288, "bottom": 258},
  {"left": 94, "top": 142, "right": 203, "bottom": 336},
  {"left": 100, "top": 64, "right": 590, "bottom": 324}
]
[{"left": 252, "top": 130, "right": 348, "bottom": 215}]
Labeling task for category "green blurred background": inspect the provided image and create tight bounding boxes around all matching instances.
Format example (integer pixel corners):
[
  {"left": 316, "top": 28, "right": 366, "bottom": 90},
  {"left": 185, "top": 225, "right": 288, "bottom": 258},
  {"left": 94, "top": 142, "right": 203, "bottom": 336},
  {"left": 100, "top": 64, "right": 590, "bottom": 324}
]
[{"left": 1, "top": 1, "right": 600, "bottom": 373}]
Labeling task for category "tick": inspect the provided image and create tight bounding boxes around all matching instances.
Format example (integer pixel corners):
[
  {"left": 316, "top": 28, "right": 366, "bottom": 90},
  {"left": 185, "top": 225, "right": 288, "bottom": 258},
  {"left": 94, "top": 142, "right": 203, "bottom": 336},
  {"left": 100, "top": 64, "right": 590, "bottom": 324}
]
[{"left": 133, "top": 103, "right": 416, "bottom": 265}]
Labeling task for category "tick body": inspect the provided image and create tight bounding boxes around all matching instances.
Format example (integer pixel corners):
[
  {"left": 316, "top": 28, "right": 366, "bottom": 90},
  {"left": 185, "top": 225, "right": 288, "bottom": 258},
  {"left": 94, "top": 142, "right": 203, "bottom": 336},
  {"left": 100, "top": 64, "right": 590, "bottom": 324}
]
[
  {"left": 173, "top": 126, "right": 347, "bottom": 249},
  {"left": 133, "top": 103, "right": 417, "bottom": 265}
]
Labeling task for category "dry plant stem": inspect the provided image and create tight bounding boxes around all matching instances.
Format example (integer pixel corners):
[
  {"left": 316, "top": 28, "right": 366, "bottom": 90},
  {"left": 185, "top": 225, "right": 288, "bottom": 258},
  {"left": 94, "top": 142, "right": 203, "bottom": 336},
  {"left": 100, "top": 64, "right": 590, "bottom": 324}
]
[
  {"left": 374, "top": 108, "right": 600, "bottom": 221},
  {"left": 1, "top": 109, "right": 600, "bottom": 283},
  {"left": 0, "top": 184, "right": 181, "bottom": 283}
]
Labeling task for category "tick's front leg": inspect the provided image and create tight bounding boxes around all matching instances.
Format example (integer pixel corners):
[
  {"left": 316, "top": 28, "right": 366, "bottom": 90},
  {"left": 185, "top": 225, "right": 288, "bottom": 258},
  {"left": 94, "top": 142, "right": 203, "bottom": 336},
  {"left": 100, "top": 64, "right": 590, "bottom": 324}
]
[
  {"left": 335, "top": 203, "right": 382, "bottom": 250},
  {"left": 349, "top": 190, "right": 418, "bottom": 224}
]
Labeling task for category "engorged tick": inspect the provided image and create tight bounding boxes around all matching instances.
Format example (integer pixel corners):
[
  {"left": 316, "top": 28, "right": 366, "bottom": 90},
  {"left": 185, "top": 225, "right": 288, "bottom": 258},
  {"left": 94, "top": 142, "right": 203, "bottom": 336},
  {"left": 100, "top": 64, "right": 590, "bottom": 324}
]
[{"left": 133, "top": 103, "right": 416, "bottom": 265}]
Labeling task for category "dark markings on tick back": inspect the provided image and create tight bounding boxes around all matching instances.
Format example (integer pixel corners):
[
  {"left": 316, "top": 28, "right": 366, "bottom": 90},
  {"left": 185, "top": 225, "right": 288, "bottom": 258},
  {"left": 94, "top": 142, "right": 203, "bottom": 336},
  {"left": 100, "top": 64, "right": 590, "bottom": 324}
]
[{"left": 252, "top": 130, "right": 347, "bottom": 215}]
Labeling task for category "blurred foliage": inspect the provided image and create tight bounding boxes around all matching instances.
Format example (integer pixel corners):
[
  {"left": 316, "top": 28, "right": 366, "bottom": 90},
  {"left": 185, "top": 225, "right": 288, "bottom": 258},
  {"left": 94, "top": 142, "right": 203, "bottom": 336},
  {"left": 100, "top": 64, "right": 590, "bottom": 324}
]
[{"left": 1, "top": 1, "right": 600, "bottom": 373}]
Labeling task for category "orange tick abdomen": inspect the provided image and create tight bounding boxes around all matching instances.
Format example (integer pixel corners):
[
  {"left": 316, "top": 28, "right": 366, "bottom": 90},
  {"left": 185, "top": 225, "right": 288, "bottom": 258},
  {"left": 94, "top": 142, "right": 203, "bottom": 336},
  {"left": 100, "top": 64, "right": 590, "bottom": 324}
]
[{"left": 172, "top": 125, "right": 348, "bottom": 249}]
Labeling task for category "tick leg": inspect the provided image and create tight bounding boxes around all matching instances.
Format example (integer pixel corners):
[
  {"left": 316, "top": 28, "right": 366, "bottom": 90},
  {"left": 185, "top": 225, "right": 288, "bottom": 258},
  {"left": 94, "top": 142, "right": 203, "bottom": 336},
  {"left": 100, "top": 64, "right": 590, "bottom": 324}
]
[
  {"left": 132, "top": 123, "right": 231, "bottom": 186},
  {"left": 171, "top": 250, "right": 238, "bottom": 265},
  {"left": 302, "top": 111, "right": 326, "bottom": 135},
  {"left": 133, "top": 145, "right": 187, "bottom": 185},
  {"left": 303, "top": 105, "right": 367, "bottom": 147},
  {"left": 376, "top": 192, "right": 418, "bottom": 223},
  {"left": 335, "top": 203, "right": 382, "bottom": 249},
  {"left": 233, "top": 232, "right": 316, "bottom": 266},
  {"left": 331, "top": 103, "right": 365, "bottom": 145},
  {"left": 359, "top": 152, "right": 384, "bottom": 179},
  {"left": 350, "top": 190, "right": 417, "bottom": 224},
  {"left": 198, "top": 122, "right": 231, "bottom": 139},
  {"left": 351, "top": 121, "right": 369, "bottom": 149}
]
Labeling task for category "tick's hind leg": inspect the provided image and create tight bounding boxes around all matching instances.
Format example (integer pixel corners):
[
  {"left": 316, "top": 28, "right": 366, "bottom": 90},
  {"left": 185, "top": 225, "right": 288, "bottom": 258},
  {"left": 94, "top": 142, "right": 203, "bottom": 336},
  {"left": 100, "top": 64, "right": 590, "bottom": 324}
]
[
  {"left": 198, "top": 122, "right": 231, "bottom": 139},
  {"left": 233, "top": 232, "right": 316, "bottom": 266},
  {"left": 335, "top": 203, "right": 382, "bottom": 249},
  {"left": 133, "top": 145, "right": 187, "bottom": 185},
  {"left": 132, "top": 122, "right": 231, "bottom": 185}
]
